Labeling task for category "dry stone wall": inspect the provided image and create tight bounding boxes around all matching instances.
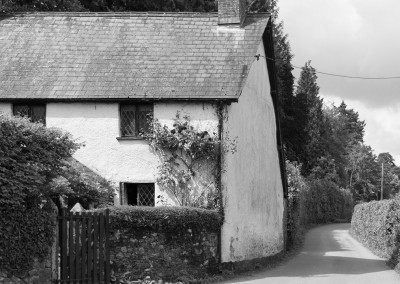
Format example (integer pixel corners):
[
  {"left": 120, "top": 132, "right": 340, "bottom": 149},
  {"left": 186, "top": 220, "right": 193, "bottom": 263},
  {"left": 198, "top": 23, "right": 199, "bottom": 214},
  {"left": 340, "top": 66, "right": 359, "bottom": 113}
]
[
  {"left": 0, "top": 257, "right": 52, "bottom": 284},
  {"left": 110, "top": 227, "right": 219, "bottom": 283}
]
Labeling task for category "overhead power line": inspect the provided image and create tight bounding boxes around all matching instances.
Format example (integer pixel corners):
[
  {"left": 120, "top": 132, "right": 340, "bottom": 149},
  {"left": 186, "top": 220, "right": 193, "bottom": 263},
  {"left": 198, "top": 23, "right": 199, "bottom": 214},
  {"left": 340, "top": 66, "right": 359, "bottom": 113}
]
[{"left": 255, "top": 54, "right": 400, "bottom": 80}]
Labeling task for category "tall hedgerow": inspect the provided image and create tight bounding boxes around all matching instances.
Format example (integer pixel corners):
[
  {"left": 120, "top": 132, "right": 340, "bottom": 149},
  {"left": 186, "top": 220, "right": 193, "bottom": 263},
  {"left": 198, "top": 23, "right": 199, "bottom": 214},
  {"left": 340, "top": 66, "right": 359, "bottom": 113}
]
[{"left": 0, "top": 114, "right": 78, "bottom": 274}]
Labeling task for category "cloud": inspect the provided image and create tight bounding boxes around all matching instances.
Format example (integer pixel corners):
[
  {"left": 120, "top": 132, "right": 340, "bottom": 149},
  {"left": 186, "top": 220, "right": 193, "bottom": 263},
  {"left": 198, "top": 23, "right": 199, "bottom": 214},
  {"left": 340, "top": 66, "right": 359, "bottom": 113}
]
[{"left": 279, "top": 0, "right": 400, "bottom": 107}]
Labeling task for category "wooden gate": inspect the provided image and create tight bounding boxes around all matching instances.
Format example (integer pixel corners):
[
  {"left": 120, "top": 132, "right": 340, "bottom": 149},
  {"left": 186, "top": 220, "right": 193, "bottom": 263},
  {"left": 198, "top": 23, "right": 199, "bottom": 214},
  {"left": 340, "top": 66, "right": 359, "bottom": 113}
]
[{"left": 55, "top": 209, "right": 111, "bottom": 284}]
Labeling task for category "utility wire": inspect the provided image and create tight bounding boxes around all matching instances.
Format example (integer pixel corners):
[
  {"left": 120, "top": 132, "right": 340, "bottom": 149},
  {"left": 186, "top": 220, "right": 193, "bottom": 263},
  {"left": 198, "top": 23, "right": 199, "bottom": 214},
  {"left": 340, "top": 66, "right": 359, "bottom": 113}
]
[{"left": 255, "top": 54, "right": 400, "bottom": 80}]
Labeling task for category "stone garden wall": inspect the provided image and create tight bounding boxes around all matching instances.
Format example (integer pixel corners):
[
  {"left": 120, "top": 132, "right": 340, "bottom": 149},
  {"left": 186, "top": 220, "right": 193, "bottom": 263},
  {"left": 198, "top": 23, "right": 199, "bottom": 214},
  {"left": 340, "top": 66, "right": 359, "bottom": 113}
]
[
  {"left": 96, "top": 206, "right": 222, "bottom": 283},
  {"left": 0, "top": 256, "right": 53, "bottom": 284},
  {"left": 111, "top": 227, "right": 219, "bottom": 283}
]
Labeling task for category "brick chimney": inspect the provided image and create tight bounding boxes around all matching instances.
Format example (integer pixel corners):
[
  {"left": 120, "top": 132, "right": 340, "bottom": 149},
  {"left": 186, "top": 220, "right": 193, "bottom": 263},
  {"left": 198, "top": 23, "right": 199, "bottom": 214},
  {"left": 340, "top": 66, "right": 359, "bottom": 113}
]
[{"left": 218, "top": 0, "right": 247, "bottom": 25}]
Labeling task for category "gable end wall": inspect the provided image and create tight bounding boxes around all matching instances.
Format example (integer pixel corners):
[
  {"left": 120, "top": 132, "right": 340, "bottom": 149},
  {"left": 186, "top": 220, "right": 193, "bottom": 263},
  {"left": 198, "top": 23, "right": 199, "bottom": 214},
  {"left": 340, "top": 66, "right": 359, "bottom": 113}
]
[{"left": 221, "top": 40, "right": 284, "bottom": 262}]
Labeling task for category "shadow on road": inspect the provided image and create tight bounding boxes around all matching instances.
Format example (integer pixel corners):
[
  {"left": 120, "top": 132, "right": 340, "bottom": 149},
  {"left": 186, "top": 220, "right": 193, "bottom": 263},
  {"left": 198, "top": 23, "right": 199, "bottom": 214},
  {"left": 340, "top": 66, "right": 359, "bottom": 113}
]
[
  {"left": 221, "top": 224, "right": 397, "bottom": 283},
  {"left": 225, "top": 256, "right": 391, "bottom": 283},
  {"left": 267, "top": 255, "right": 390, "bottom": 277}
]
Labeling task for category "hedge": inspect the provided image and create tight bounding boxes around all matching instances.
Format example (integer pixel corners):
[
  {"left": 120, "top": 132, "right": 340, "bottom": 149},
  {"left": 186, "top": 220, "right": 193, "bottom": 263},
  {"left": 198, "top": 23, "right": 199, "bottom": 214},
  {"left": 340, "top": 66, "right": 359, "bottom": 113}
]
[
  {"left": 351, "top": 199, "right": 400, "bottom": 272},
  {"left": 91, "top": 205, "right": 223, "bottom": 232},
  {"left": 0, "top": 203, "right": 57, "bottom": 274},
  {"left": 0, "top": 114, "right": 77, "bottom": 275}
]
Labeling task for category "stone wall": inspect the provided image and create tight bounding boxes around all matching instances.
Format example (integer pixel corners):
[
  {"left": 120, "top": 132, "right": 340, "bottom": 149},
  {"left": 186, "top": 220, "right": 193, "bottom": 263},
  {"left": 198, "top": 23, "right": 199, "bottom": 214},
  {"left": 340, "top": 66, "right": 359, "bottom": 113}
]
[
  {"left": 110, "top": 227, "right": 220, "bottom": 283},
  {"left": 0, "top": 257, "right": 52, "bottom": 284}
]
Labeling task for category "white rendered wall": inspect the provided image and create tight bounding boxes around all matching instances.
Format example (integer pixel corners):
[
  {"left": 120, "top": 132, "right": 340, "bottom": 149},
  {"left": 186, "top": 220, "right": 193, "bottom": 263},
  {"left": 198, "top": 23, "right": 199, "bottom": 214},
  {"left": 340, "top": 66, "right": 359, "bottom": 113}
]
[
  {"left": 0, "top": 103, "right": 12, "bottom": 115},
  {"left": 46, "top": 102, "right": 218, "bottom": 205},
  {"left": 221, "top": 41, "right": 285, "bottom": 262}
]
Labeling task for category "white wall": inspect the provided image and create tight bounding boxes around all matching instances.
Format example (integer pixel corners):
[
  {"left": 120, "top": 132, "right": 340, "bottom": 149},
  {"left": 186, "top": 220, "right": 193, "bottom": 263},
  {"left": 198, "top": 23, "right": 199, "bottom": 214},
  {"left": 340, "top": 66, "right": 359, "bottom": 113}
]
[
  {"left": 0, "top": 103, "right": 12, "bottom": 115},
  {"left": 46, "top": 102, "right": 218, "bottom": 205},
  {"left": 221, "top": 41, "right": 284, "bottom": 262}
]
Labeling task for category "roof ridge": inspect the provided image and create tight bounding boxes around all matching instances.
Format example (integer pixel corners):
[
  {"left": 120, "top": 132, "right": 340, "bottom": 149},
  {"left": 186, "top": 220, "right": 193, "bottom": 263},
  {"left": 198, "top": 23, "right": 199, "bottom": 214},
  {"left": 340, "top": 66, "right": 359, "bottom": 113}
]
[
  {"left": 0, "top": 11, "right": 270, "bottom": 18},
  {"left": 0, "top": 11, "right": 219, "bottom": 18}
]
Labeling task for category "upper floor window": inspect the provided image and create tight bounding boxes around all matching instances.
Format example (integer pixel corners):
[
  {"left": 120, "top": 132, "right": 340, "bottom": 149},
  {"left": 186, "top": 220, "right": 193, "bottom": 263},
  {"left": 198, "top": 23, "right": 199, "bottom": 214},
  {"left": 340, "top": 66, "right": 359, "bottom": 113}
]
[
  {"left": 13, "top": 104, "right": 46, "bottom": 125},
  {"left": 120, "top": 104, "right": 152, "bottom": 137}
]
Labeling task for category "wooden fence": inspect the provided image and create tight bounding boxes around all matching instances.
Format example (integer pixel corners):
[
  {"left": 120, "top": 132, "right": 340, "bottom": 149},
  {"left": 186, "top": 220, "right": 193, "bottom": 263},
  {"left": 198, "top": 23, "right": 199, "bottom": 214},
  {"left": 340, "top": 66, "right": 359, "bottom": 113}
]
[{"left": 55, "top": 209, "right": 110, "bottom": 284}]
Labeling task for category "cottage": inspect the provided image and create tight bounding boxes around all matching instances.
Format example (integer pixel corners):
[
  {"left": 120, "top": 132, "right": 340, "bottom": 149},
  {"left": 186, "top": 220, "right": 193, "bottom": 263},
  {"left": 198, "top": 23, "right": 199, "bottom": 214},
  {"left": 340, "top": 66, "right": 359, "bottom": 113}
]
[{"left": 0, "top": 0, "right": 287, "bottom": 263}]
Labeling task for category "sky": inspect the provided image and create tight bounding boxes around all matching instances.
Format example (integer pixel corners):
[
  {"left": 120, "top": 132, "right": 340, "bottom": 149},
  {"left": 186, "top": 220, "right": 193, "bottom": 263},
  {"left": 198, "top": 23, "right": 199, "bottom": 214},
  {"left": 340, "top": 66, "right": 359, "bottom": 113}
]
[{"left": 278, "top": 0, "right": 400, "bottom": 164}]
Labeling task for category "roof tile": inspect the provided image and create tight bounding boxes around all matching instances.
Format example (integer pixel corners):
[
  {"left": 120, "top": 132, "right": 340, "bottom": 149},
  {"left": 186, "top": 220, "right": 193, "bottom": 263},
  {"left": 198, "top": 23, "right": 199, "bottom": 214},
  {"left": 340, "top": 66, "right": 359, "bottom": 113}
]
[{"left": 0, "top": 13, "right": 269, "bottom": 101}]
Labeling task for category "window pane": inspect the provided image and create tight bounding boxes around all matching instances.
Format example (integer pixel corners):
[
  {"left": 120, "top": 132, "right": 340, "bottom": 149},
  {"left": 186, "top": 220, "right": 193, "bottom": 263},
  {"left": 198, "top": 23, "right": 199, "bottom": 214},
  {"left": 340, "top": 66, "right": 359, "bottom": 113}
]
[
  {"left": 120, "top": 105, "right": 136, "bottom": 136},
  {"left": 13, "top": 105, "right": 30, "bottom": 117},
  {"left": 137, "top": 109, "right": 152, "bottom": 134},
  {"left": 31, "top": 105, "right": 46, "bottom": 124},
  {"left": 137, "top": 184, "right": 155, "bottom": 206},
  {"left": 120, "top": 104, "right": 153, "bottom": 137}
]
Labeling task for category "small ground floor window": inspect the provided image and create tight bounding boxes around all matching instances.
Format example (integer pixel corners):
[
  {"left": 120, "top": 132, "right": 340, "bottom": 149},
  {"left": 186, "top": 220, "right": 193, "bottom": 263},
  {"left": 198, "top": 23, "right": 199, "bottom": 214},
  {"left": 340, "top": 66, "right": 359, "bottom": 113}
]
[{"left": 120, "top": 183, "right": 155, "bottom": 206}]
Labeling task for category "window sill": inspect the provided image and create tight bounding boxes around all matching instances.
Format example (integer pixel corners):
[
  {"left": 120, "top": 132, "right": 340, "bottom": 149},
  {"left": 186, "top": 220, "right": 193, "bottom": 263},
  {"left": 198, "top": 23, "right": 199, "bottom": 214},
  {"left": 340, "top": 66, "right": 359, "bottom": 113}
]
[{"left": 116, "top": 136, "right": 145, "bottom": 141}]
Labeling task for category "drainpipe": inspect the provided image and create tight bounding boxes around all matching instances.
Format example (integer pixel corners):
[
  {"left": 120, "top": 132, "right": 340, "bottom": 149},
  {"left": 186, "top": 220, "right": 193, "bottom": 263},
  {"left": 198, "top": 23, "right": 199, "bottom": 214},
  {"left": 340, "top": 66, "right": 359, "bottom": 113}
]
[{"left": 217, "top": 102, "right": 224, "bottom": 266}]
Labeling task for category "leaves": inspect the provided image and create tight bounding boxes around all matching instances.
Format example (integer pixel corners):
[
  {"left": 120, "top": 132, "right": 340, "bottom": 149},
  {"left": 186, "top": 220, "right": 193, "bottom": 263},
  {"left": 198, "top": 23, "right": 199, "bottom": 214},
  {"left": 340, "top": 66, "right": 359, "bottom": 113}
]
[
  {"left": 0, "top": 114, "right": 79, "bottom": 208},
  {"left": 142, "top": 112, "right": 234, "bottom": 209}
]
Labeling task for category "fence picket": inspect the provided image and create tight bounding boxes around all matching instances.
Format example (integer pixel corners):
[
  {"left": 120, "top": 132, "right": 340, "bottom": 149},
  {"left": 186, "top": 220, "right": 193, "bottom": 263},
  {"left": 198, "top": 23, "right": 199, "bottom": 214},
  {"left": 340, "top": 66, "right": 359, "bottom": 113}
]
[
  {"left": 69, "top": 213, "right": 75, "bottom": 282},
  {"left": 105, "top": 209, "right": 111, "bottom": 284},
  {"left": 87, "top": 214, "right": 93, "bottom": 284},
  {"left": 99, "top": 213, "right": 105, "bottom": 284},
  {"left": 93, "top": 213, "right": 98, "bottom": 284},
  {"left": 81, "top": 213, "right": 87, "bottom": 283},
  {"left": 61, "top": 209, "right": 68, "bottom": 282},
  {"left": 75, "top": 213, "right": 81, "bottom": 282}
]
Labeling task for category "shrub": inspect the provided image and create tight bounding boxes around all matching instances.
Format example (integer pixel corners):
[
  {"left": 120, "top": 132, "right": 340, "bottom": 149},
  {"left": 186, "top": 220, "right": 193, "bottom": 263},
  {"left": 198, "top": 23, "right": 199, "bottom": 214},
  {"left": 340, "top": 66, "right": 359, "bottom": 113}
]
[
  {"left": 0, "top": 114, "right": 79, "bottom": 208},
  {"left": 351, "top": 199, "right": 400, "bottom": 271},
  {"left": 286, "top": 161, "right": 308, "bottom": 248},
  {"left": 285, "top": 161, "right": 354, "bottom": 249},
  {"left": 304, "top": 179, "right": 353, "bottom": 224},
  {"left": 0, "top": 114, "right": 78, "bottom": 275},
  {"left": 91, "top": 205, "right": 223, "bottom": 232},
  {"left": 0, "top": 203, "right": 57, "bottom": 274},
  {"left": 50, "top": 158, "right": 115, "bottom": 209}
]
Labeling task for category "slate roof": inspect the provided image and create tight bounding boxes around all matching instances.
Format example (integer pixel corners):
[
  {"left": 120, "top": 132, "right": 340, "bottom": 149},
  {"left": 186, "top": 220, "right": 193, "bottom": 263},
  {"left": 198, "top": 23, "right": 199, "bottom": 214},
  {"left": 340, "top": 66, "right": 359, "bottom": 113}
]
[{"left": 0, "top": 12, "right": 270, "bottom": 101}]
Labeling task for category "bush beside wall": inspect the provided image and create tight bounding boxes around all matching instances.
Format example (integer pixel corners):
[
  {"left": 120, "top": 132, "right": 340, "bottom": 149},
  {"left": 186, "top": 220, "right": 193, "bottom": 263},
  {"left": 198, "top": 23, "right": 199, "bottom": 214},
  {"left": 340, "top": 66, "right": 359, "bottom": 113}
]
[
  {"left": 0, "top": 205, "right": 56, "bottom": 283},
  {"left": 286, "top": 161, "right": 354, "bottom": 249},
  {"left": 92, "top": 206, "right": 222, "bottom": 282},
  {"left": 351, "top": 199, "right": 400, "bottom": 272}
]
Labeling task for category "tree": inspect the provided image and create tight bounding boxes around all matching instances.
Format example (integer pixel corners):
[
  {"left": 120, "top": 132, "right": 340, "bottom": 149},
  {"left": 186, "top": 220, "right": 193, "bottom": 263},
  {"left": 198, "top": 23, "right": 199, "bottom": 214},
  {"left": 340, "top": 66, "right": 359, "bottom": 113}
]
[
  {"left": 377, "top": 152, "right": 400, "bottom": 199},
  {"left": 1, "top": 0, "right": 86, "bottom": 12},
  {"left": 261, "top": 0, "right": 297, "bottom": 162},
  {"left": 0, "top": 115, "right": 78, "bottom": 274},
  {"left": 336, "top": 101, "right": 365, "bottom": 145},
  {"left": 346, "top": 144, "right": 380, "bottom": 202},
  {"left": 0, "top": 115, "right": 79, "bottom": 208},
  {"left": 321, "top": 102, "right": 366, "bottom": 187},
  {"left": 292, "top": 61, "right": 325, "bottom": 175}
]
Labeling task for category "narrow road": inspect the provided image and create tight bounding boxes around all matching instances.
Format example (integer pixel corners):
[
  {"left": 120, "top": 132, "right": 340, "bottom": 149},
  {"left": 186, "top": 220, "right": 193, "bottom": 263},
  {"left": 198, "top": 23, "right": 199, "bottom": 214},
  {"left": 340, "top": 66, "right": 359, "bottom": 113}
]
[{"left": 219, "top": 223, "right": 400, "bottom": 284}]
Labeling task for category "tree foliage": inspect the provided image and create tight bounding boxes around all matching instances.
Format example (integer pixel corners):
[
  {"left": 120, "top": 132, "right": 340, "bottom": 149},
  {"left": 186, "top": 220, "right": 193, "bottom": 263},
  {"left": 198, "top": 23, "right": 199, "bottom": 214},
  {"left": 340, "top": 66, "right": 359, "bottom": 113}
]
[
  {"left": 1, "top": 0, "right": 86, "bottom": 12},
  {"left": 0, "top": 115, "right": 79, "bottom": 208},
  {"left": 0, "top": 114, "right": 78, "bottom": 275}
]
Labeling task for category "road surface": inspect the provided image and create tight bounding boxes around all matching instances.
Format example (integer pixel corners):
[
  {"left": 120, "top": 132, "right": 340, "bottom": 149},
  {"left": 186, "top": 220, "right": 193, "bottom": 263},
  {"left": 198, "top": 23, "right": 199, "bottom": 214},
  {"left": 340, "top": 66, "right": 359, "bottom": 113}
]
[{"left": 218, "top": 223, "right": 400, "bottom": 284}]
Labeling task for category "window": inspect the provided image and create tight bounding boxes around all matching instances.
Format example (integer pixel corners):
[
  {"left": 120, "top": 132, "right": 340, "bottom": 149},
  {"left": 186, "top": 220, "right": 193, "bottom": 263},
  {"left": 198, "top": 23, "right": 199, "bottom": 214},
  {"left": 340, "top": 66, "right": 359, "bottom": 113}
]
[
  {"left": 121, "top": 183, "right": 155, "bottom": 206},
  {"left": 120, "top": 104, "right": 152, "bottom": 137},
  {"left": 13, "top": 104, "right": 46, "bottom": 124}
]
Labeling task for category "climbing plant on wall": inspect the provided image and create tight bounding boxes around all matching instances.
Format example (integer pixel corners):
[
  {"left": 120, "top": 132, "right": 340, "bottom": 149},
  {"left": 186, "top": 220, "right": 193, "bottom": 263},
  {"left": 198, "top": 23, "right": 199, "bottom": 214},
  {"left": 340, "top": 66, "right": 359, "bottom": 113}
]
[{"left": 143, "top": 112, "right": 236, "bottom": 210}]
